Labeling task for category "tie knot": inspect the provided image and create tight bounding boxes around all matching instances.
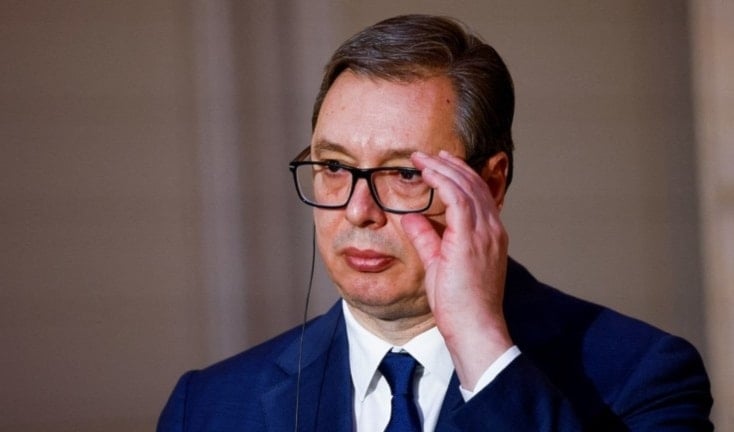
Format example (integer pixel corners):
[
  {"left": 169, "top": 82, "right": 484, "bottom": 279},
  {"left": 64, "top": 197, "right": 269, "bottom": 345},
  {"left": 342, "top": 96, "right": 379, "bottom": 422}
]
[{"left": 379, "top": 352, "right": 418, "bottom": 397}]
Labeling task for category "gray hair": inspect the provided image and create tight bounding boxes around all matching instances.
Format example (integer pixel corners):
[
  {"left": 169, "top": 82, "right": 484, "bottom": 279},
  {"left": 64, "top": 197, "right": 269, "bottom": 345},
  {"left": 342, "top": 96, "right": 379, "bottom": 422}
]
[{"left": 312, "top": 14, "right": 516, "bottom": 186}]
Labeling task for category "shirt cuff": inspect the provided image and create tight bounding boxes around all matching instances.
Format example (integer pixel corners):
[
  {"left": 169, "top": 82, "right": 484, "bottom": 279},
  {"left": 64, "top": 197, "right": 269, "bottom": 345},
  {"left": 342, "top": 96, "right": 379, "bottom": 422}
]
[{"left": 459, "top": 345, "right": 521, "bottom": 401}]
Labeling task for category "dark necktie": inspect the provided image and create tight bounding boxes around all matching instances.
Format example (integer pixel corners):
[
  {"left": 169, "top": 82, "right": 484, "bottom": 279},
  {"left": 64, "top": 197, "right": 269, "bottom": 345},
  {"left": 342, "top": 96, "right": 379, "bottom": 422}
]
[{"left": 379, "top": 352, "right": 422, "bottom": 432}]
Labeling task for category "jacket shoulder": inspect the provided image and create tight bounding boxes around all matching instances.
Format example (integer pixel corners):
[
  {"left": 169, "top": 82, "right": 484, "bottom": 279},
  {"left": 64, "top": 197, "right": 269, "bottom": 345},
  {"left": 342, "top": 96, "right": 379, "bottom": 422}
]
[
  {"left": 502, "top": 259, "right": 711, "bottom": 427},
  {"left": 157, "top": 302, "right": 345, "bottom": 432}
]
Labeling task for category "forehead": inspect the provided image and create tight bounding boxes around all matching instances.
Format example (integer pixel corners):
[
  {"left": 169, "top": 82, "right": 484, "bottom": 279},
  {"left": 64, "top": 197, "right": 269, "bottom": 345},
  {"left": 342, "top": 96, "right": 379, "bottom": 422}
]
[{"left": 311, "top": 71, "right": 464, "bottom": 163}]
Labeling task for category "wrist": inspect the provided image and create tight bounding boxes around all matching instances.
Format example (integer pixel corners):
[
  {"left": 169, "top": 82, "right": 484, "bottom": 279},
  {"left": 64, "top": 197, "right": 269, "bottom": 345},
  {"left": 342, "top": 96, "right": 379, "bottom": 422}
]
[{"left": 443, "top": 318, "right": 513, "bottom": 390}]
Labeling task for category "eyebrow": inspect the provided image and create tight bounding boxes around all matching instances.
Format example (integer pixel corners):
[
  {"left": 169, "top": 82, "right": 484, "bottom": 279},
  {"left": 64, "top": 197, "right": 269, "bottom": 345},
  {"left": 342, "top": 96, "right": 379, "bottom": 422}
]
[
  {"left": 311, "top": 140, "right": 349, "bottom": 156},
  {"left": 312, "top": 139, "right": 417, "bottom": 162}
]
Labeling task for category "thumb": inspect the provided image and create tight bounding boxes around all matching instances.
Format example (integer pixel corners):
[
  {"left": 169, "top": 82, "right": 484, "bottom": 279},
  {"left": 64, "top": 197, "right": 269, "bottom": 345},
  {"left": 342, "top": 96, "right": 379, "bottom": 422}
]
[{"left": 400, "top": 213, "right": 441, "bottom": 267}]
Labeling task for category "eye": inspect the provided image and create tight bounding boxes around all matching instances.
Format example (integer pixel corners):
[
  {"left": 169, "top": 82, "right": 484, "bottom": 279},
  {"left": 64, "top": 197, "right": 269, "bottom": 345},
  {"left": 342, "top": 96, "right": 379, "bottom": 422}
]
[
  {"left": 319, "top": 160, "right": 353, "bottom": 179},
  {"left": 396, "top": 168, "right": 421, "bottom": 182},
  {"left": 325, "top": 160, "right": 345, "bottom": 173}
]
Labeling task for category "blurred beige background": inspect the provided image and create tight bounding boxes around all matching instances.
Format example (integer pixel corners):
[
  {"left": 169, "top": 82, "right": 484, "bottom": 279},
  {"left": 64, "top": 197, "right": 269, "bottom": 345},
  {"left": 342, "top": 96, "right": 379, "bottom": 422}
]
[{"left": 1, "top": 1, "right": 731, "bottom": 430}]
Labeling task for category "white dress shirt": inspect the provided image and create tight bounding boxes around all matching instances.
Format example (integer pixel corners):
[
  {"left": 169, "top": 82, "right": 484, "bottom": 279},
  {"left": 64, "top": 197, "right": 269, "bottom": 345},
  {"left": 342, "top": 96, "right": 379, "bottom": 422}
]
[{"left": 342, "top": 300, "right": 520, "bottom": 431}]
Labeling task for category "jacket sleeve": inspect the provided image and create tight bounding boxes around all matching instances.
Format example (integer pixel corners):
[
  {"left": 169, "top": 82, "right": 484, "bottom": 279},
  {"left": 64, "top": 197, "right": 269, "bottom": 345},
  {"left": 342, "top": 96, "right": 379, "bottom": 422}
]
[
  {"left": 448, "top": 336, "right": 712, "bottom": 432},
  {"left": 450, "top": 355, "right": 588, "bottom": 431}
]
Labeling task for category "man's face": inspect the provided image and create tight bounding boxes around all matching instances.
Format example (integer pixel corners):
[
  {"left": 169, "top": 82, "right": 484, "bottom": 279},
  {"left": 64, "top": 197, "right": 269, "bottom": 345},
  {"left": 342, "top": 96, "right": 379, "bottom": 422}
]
[{"left": 311, "top": 70, "right": 464, "bottom": 321}]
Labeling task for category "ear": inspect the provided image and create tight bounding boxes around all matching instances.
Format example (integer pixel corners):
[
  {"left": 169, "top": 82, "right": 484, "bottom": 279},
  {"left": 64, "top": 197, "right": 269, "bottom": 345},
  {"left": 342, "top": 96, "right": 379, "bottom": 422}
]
[{"left": 479, "top": 152, "right": 509, "bottom": 211}]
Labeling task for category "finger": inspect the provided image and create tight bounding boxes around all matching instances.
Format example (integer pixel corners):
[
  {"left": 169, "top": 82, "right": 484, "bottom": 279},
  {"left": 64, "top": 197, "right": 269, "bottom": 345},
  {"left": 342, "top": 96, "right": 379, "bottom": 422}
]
[
  {"left": 425, "top": 152, "right": 504, "bottom": 226},
  {"left": 420, "top": 166, "right": 480, "bottom": 230},
  {"left": 414, "top": 152, "right": 495, "bottom": 207},
  {"left": 400, "top": 213, "right": 441, "bottom": 267},
  {"left": 416, "top": 155, "right": 493, "bottom": 234},
  {"left": 413, "top": 151, "right": 480, "bottom": 193}
]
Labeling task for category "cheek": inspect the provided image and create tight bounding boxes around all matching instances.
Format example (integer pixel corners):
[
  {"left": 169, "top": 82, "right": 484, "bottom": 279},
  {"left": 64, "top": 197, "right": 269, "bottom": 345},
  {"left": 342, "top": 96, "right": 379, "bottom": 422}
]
[{"left": 314, "top": 210, "right": 340, "bottom": 254}]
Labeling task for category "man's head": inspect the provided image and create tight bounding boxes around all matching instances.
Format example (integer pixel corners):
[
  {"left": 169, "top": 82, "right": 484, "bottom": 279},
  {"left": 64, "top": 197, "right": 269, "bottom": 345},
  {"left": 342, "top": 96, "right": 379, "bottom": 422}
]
[
  {"left": 304, "top": 14, "right": 515, "bottom": 328},
  {"left": 312, "top": 14, "right": 515, "bottom": 186}
]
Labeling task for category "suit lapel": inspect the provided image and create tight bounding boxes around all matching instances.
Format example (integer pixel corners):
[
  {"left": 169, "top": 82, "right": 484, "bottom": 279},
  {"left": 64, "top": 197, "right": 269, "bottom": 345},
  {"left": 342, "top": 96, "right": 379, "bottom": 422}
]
[
  {"left": 260, "top": 303, "right": 353, "bottom": 432},
  {"left": 435, "top": 373, "right": 464, "bottom": 431},
  {"left": 314, "top": 322, "right": 352, "bottom": 432}
]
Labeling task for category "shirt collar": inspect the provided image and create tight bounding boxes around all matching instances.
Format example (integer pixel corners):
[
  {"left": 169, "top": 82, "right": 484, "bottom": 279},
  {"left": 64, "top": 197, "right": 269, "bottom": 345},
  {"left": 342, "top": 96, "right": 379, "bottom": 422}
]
[{"left": 342, "top": 300, "right": 455, "bottom": 402}]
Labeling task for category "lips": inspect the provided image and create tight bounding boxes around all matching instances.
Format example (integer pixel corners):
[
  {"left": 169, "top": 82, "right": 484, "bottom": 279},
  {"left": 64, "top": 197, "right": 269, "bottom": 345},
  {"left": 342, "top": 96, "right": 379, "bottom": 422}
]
[{"left": 342, "top": 247, "right": 395, "bottom": 272}]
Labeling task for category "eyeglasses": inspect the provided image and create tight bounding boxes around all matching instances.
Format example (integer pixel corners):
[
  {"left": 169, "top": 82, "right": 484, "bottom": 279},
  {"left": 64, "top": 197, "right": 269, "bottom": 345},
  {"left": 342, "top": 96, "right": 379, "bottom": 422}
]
[{"left": 288, "top": 147, "right": 434, "bottom": 214}]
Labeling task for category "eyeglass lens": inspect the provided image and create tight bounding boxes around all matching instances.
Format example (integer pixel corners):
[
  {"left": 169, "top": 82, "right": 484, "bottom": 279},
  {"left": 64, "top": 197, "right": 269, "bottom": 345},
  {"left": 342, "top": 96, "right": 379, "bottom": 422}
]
[{"left": 294, "top": 163, "right": 431, "bottom": 212}]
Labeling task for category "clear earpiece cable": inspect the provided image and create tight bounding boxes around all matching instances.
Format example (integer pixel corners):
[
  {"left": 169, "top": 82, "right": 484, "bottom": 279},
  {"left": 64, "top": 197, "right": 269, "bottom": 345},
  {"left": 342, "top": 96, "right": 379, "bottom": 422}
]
[{"left": 294, "top": 223, "right": 316, "bottom": 432}]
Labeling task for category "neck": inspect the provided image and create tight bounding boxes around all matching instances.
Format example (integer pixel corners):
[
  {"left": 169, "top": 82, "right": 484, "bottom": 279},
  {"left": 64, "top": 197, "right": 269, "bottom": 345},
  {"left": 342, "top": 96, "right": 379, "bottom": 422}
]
[{"left": 345, "top": 301, "right": 436, "bottom": 346}]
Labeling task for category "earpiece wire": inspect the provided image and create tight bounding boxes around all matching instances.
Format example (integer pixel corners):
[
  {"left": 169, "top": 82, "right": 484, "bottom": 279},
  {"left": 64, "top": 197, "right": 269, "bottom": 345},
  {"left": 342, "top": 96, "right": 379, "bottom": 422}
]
[{"left": 294, "top": 223, "right": 316, "bottom": 432}]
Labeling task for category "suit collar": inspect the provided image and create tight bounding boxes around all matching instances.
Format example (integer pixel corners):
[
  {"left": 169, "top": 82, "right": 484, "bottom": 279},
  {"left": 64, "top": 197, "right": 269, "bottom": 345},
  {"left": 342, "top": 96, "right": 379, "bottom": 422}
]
[{"left": 261, "top": 303, "right": 353, "bottom": 431}]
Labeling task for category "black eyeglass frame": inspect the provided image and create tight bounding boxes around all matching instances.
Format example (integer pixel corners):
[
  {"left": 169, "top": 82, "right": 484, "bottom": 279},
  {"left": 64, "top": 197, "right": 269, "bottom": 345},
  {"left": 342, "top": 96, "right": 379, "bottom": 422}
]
[{"left": 288, "top": 147, "right": 435, "bottom": 214}]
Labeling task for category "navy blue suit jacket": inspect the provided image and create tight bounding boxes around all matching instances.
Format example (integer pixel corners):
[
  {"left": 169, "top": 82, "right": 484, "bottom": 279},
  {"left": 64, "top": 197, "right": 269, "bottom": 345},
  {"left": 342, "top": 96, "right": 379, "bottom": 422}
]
[{"left": 158, "top": 259, "right": 712, "bottom": 431}]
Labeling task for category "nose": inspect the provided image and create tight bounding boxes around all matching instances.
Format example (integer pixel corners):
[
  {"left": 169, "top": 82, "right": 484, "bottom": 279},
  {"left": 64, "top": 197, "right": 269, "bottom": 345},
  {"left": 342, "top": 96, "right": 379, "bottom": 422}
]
[{"left": 345, "top": 177, "right": 387, "bottom": 228}]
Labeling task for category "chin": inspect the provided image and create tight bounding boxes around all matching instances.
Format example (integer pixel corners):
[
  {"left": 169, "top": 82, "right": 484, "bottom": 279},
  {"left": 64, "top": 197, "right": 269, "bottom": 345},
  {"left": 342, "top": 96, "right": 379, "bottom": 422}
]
[
  {"left": 348, "top": 296, "right": 430, "bottom": 322},
  {"left": 338, "top": 278, "right": 429, "bottom": 320}
]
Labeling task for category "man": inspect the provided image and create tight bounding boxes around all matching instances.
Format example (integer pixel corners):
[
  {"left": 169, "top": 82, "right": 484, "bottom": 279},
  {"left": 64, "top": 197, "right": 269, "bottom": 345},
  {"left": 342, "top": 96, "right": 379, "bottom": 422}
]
[{"left": 158, "top": 14, "right": 712, "bottom": 431}]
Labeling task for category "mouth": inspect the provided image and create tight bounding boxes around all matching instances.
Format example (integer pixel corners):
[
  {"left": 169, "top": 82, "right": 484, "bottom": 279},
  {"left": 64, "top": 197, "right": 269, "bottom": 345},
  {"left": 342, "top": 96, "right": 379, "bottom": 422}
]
[{"left": 342, "top": 247, "right": 396, "bottom": 273}]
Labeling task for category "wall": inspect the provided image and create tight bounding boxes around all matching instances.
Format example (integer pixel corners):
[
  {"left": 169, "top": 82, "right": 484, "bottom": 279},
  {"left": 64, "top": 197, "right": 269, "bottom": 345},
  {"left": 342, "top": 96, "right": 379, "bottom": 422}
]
[
  {"left": 1, "top": 1, "right": 206, "bottom": 431},
  {"left": 691, "top": 0, "right": 734, "bottom": 429}
]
